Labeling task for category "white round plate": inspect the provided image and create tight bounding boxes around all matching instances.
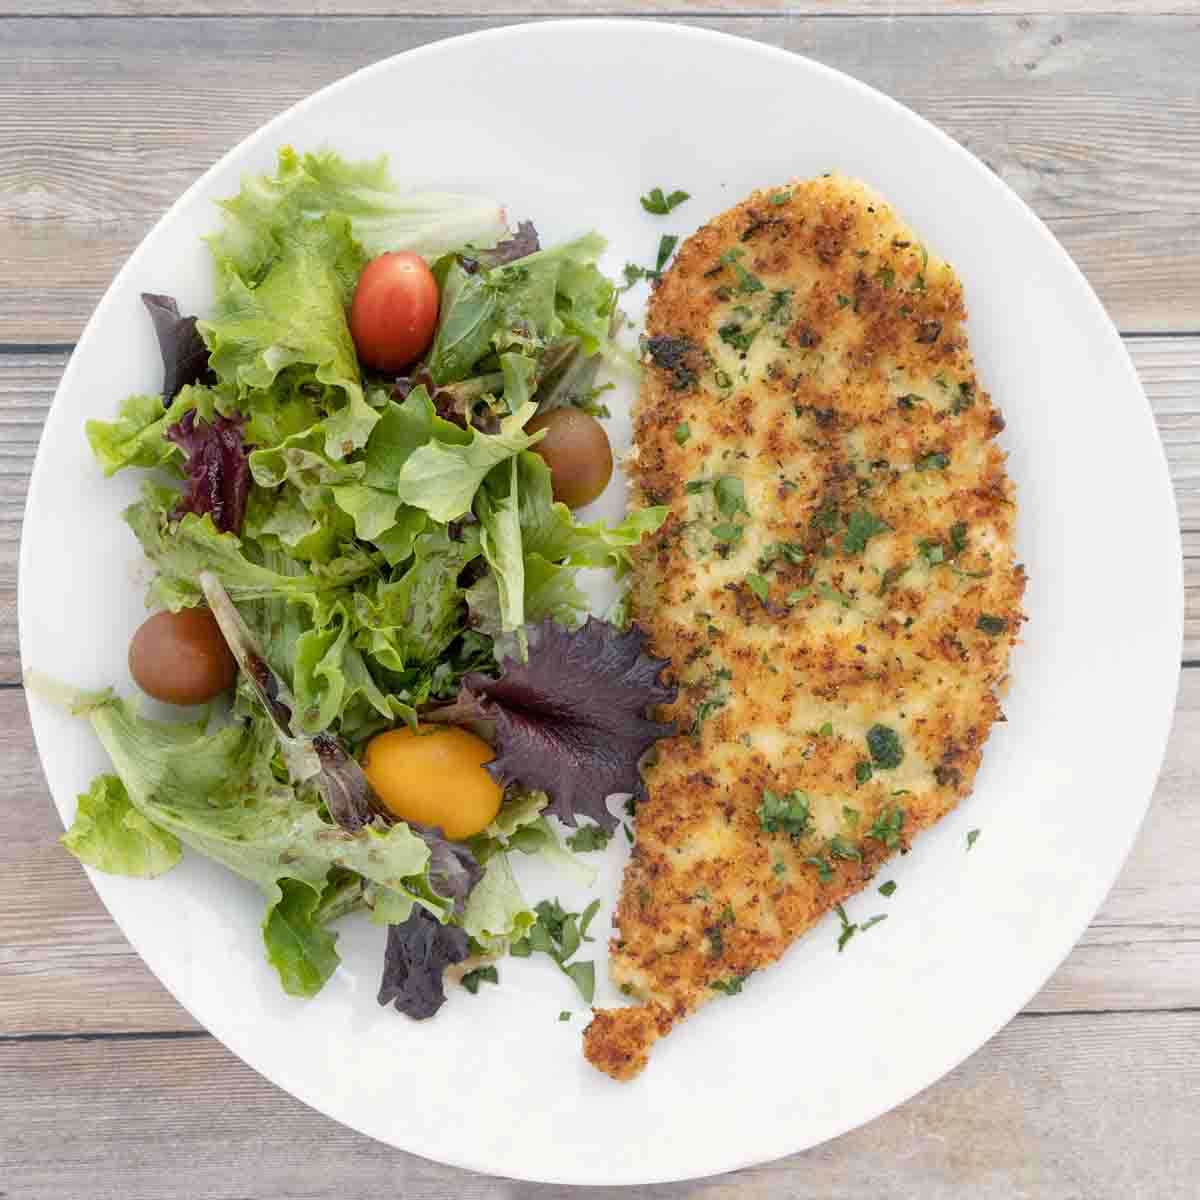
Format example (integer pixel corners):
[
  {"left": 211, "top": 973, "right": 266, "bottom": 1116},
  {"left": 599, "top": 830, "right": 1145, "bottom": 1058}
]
[{"left": 21, "top": 19, "right": 1181, "bottom": 1186}]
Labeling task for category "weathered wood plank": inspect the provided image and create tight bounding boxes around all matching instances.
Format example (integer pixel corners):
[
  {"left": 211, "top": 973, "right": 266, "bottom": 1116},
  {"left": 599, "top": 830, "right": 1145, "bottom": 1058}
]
[
  {"left": 3, "top": 1011, "right": 1197, "bottom": 1196},
  {"left": 4, "top": 666, "right": 1198, "bottom": 1036},
  {"left": 9, "top": 2, "right": 1200, "bottom": 16},
  {"left": 0, "top": 15, "right": 1197, "bottom": 340},
  {"left": 3, "top": 337, "right": 1197, "bottom": 686}
]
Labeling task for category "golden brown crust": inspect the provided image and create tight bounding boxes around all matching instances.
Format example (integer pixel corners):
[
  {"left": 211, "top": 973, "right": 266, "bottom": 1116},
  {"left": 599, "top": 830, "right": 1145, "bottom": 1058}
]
[{"left": 582, "top": 176, "right": 1026, "bottom": 1081}]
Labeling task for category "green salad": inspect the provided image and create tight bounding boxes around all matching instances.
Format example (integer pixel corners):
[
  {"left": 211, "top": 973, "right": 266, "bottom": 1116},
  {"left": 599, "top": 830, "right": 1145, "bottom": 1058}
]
[{"left": 41, "top": 146, "right": 678, "bottom": 1018}]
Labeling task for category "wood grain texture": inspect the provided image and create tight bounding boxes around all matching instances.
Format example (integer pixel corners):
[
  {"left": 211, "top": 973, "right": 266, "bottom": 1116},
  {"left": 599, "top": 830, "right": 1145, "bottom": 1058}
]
[
  {"left": 4, "top": 667, "right": 1198, "bottom": 1036},
  {"left": 3, "top": 337, "right": 1198, "bottom": 683},
  {"left": 3, "top": 1011, "right": 1198, "bottom": 1198},
  {"left": 0, "top": 15, "right": 1198, "bottom": 340},
  {"left": 8, "top": 2, "right": 1200, "bottom": 15}
]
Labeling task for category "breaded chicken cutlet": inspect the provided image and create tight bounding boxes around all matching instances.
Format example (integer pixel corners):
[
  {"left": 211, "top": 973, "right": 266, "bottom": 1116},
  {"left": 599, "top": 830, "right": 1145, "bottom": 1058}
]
[{"left": 583, "top": 175, "right": 1025, "bottom": 1080}]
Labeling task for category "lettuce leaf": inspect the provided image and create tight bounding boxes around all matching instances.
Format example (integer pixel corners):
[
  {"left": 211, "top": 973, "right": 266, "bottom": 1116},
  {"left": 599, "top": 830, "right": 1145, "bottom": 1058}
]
[
  {"left": 61, "top": 773, "right": 181, "bottom": 878},
  {"left": 56, "top": 688, "right": 433, "bottom": 911},
  {"left": 378, "top": 907, "right": 469, "bottom": 1020},
  {"left": 141, "top": 292, "right": 214, "bottom": 401},
  {"left": 166, "top": 409, "right": 252, "bottom": 535},
  {"left": 475, "top": 457, "right": 525, "bottom": 633},
  {"left": 210, "top": 146, "right": 506, "bottom": 280},
  {"left": 462, "top": 852, "right": 535, "bottom": 954},
  {"left": 514, "top": 451, "right": 667, "bottom": 571},
  {"left": 85, "top": 386, "right": 215, "bottom": 478},
  {"left": 396, "top": 401, "right": 543, "bottom": 523},
  {"left": 440, "top": 617, "right": 676, "bottom": 830},
  {"left": 201, "top": 212, "right": 375, "bottom": 459},
  {"left": 262, "top": 877, "right": 342, "bottom": 997}
]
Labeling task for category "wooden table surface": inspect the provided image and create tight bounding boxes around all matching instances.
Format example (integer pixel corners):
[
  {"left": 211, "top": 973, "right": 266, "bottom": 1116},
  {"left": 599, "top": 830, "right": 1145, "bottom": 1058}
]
[{"left": 3, "top": 4, "right": 1198, "bottom": 1197}]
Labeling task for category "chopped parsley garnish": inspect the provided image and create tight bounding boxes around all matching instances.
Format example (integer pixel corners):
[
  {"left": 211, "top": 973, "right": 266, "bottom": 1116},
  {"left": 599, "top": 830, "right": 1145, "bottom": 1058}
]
[
  {"left": 897, "top": 393, "right": 921, "bottom": 410},
  {"left": 565, "top": 823, "right": 613, "bottom": 853},
  {"left": 718, "top": 322, "right": 758, "bottom": 352},
  {"left": 772, "top": 860, "right": 787, "bottom": 877},
  {"left": 711, "top": 523, "right": 743, "bottom": 543},
  {"left": 878, "top": 880, "right": 898, "bottom": 898},
  {"left": 951, "top": 380, "right": 976, "bottom": 414},
  {"left": 817, "top": 582, "right": 854, "bottom": 609},
  {"left": 719, "top": 247, "right": 764, "bottom": 294},
  {"left": 842, "top": 509, "right": 890, "bottom": 554},
  {"left": 711, "top": 975, "right": 747, "bottom": 996},
  {"left": 977, "top": 614, "right": 1008, "bottom": 636},
  {"left": 806, "top": 855, "right": 834, "bottom": 883},
  {"left": 835, "top": 904, "right": 888, "bottom": 952},
  {"left": 656, "top": 234, "right": 679, "bottom": 273},
  {"left": 706, "top": 904, "right": 736, "bottom": 958},
  {"left": 690, "top": 695, "right": 727, "bottom": 740},
  {"left": 714, "top": 368, "right": 733, "bottom": 391},
  {"left": 836, "top": 293, "right": 851, "bottom": 308},
  {"left": 818, "top": 721, "right": 834, "bottom": 737},
  {"left": 867, "top": 724, "right": 904, "bottom": 769},
  {"left": 835, "top": 903, "right": 856, "bottom": 951},
  {"left": 855, "top": 760, "right": 874, "bottom": 784},
  {"left": 559, "top": 1010, "right": 571, "bottom": 1021},
  {"left": 828, "top": 836, "right": 862, "bottom": 862},
  {"left": 875, "top": 264, "right": 895, "bottom": 289},
  {"left": 810, "top": 498, "right": 840, "bottom": 534},
  {"left": 640, "top": 186, "right": 690, "bottom": 215},
  {"left": 766, "top": 289, "right": 793, "bottom": 323},
  {"left": 745, "top": 573, "right": 770, "bottom": 604},
  {"left": 715, "top": 475, "right": 748, "bottom": 517},
  {"left": 461, "top": 965, "right": 499, "bottom": 995},
  {"left": 674, "top": 421, "right": 691, "bottom": 446},
  {"left": 685, "top": 478, "right": 710, "bottom": 495},
  {"left": 949, "top": 520, "right": 968, "bottom": 558},
  {"left": 757, "top": 788, "right": 812, "bottom": 838},
  {"left": 915, "top": 451, "right": 950, "bottom": 472},
  {"left": 912, "top": 273, "right": 927, "bottom": 293},
  {"left": 967, "top": 828, "right": 981, "bottom": 851},
  {"left": 787, "top": 587, "right": 812, "bottom": 604},
  {"left": 759, "top": 541, "right": 806, "bottom": 569},
  {"left": 510, "top": 898, "right": 600, "bottom": 1003},
  {"left": 843, "top": 804, "right": 860, "bottom": 828},
  {"left": 865, "top": 804, "right": 905, "bottom": 849},
  {"left": 919, "top": 539, "right": 945, "bottom": 566},
  {"left": 622, "top": 262, "right": 654, "bottom": 288},
  {"left": 769, "top": 190, "right": 791, "bottom": 206}
]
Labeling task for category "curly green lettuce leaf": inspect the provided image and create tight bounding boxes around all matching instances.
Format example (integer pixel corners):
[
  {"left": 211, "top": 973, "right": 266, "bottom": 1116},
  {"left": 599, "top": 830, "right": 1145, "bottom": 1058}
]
[
  {"left": 61, "top": 773, "right": 181, "bottom": 878},
  {"left": 514, "top": 452, "right": 667, "bottom": 572},
  {"left": 85, "top": 385, "right": 216, "bottom": 477},
  {"left": 475, "top": 456, "right": 525, "bottom": 633},
  {"left": 462, "top": 853, "right": 535, "bottom": 954},
  {"left": 210, "top": 146, "right": 507, "bottom": 282},
  {"left": 351, "top": 525, "right": 480, "bottom": 671},
  {"left": 396, "top": 401, "right": 543, "bottom": 523},
  {"left": 126, "top": 490, "right": 372, "bottom": 610},
  {"left": 201, "top": 211, "right": 375, "bottom": 460},
  {"left": 262, "top": 877, "right": 342, "bottom": 998},
  {"left": 54, "top": 688, "right": 432, "bottom": 909}
]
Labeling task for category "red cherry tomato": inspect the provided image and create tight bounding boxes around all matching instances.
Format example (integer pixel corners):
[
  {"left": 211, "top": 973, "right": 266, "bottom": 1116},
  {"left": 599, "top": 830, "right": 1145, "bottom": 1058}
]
[{"left": 349, "top": 252, "right": 439, "bottom": 372}]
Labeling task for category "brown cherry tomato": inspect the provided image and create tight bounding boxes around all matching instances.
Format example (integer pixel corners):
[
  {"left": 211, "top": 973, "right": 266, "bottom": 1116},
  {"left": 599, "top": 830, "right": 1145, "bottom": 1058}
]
[
  {"left": 349, "top": 251, "right": 440, "bottom": 372},
  {"left": 525, "top": 407, "right": 614, "bottom": 509},
  {"left": 128, "top": 607, "right": 238, "bottom": 706}
]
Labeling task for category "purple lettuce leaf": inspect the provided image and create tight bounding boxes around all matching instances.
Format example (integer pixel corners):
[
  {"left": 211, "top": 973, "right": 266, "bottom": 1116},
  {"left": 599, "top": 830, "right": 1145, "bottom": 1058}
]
[
  {"left": 407, "top": 821, "right": 484, "bottom": 917},
  {"left": 142, "top": 292, "right": 214, "bottom": 403},
  {"left": 473, "top": 220, "right": 540, "bottom": 269},
  {"left": 450, "top": 616, "right": 676, "bottom": 831},
  {"left": 165, "top": 409, "right": 251, "bottom": 535},
  {"left": 378, "top": 907, "right": 470, "bottom": 1019}
]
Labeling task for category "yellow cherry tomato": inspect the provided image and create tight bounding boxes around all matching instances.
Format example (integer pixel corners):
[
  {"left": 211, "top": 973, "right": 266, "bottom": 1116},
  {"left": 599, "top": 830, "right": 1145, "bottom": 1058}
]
[{"left": 362, "top": 725, "right": 502, "bottom": 841}]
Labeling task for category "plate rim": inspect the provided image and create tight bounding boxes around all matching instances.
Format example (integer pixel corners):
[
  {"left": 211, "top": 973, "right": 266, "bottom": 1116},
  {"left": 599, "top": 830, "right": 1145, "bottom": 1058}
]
[{"left": 18, "top": 17, "right": 1184, "bottom": 1185}]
